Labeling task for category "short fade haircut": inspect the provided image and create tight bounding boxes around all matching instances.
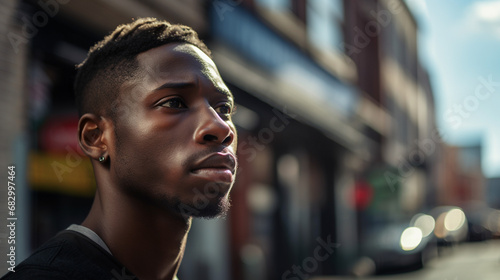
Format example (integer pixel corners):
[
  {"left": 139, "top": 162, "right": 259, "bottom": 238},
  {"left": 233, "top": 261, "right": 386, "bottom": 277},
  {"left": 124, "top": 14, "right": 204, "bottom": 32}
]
[{"left": 74, "top": 17, "right": 211, "bottom": 118}]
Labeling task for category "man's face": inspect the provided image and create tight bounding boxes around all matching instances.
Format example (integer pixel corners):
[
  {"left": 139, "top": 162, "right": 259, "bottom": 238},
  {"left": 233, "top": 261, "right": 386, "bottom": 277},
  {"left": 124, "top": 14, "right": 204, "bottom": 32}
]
[{"left": 108, "top": 43, "right": 238, "bottom": 218}]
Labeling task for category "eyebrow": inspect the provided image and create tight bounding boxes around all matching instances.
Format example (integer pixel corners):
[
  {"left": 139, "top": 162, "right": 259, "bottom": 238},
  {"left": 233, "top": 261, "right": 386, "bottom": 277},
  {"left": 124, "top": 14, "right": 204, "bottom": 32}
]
[
  {"left": 153, "top": 81, "right": 195, "bottom": 91},
  {"left": 218, "top": 88, "right": 234, "bottom": 102},
  {"left": 154, "top": 81, "right": 234, "bottom": 103}
]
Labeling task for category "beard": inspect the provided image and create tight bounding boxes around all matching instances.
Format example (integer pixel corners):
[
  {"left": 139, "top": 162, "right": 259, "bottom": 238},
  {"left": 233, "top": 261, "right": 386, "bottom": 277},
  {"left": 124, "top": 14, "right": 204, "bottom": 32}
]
[{"left": 161, "top": 193, "right": 232, "bottom": 220}]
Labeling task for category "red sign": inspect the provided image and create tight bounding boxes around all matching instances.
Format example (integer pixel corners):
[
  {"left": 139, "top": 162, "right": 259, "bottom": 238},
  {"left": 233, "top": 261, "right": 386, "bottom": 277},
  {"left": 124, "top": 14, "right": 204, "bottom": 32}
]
[
  {"left": 353, "top": 180, "right": 374, "bottom": 210},
  {"left": 39, "top": 114, "right": 83, "bottom": 155}
]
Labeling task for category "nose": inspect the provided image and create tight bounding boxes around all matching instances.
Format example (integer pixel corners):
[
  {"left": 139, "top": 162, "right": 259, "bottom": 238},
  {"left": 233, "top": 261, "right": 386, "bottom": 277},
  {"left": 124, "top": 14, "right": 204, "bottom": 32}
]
[{"left": 194, "top": 105, "right": 235, "bottom": 146}]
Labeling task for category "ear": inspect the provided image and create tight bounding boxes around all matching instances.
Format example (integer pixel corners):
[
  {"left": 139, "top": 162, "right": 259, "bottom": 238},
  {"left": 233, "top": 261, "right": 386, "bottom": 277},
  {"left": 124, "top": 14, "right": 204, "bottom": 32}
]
[{"left": 78, "top": 113, "right": 110, "bottom": 161}]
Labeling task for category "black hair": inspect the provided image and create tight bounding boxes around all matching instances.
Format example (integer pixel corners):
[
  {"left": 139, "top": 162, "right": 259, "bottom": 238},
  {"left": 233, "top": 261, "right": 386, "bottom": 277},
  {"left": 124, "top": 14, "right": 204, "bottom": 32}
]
[{"left": 74, "top": 17, "right": 211, "bottom": 117}]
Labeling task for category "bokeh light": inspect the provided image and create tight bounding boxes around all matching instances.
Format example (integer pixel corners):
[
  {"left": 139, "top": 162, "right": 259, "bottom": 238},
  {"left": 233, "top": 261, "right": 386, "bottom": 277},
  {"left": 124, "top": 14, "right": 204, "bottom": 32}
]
[{"left": 400, "top": 227, "right": 423, "bottom": 251}]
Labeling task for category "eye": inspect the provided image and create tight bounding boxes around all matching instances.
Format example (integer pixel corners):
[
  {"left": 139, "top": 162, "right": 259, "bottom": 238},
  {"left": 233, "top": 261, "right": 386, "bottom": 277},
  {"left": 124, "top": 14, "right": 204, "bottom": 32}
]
[
  {"left": 159, "top": 97, "right": 186, "bottom": 109},
  {"left": 215, "top": 103, "right": 233, "bottom": 116}
]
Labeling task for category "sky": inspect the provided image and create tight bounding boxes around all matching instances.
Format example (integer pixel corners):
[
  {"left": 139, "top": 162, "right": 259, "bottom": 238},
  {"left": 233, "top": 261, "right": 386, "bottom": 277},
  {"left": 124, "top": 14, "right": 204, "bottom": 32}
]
[{"left": 405, "top": 0, "right": 500, "bottom": 178}]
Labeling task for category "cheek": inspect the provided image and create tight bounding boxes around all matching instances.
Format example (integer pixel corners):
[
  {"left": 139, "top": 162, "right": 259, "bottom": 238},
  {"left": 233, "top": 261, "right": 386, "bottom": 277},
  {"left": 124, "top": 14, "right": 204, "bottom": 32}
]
[
  {"left": 112, "top": 134, "right": 189, "bottom": 200},
  {"left": 117, "top": 131, "right": 178, "bottom": 169},
  {"left": 113, "top": 120, "right": 192, "bottom": 178},
  {"left": 114, "top": 113, "right": 179, "bottom": 158}
]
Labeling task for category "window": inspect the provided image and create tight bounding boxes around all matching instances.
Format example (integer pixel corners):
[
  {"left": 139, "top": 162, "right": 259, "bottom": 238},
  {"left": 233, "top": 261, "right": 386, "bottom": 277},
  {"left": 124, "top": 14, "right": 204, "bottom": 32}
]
[{"left": 307, "top": 0, "right": 344, "bottom": 51}]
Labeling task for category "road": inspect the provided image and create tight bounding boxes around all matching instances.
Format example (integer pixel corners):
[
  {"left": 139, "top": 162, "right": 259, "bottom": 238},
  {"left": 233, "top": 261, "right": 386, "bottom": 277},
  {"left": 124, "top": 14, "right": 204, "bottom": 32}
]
[{"left": 313, "top": 239, "right": 500, "bottom": 280}]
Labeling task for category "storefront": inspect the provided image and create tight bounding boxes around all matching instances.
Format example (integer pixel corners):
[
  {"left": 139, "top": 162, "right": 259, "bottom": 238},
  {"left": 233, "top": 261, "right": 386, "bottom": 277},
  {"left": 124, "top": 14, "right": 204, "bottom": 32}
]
[{"left": 208, "top": 5, "right": 373, "bottom": 278}]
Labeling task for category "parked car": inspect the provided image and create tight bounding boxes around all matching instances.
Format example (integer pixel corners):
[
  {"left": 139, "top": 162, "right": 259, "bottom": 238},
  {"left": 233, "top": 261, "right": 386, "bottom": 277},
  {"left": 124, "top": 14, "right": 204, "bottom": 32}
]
[
  {"left": 351, "top": 216, "right": 438, "bottom": 276},
  {"left": 464, "top": 202, "right": 500, "bottom": 241}
]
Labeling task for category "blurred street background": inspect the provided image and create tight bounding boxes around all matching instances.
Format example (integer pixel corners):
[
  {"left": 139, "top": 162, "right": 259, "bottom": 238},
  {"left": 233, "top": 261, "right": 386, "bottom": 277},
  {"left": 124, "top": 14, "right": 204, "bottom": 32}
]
[
  {"left": 1, "top": 0, "right": 500, "bottom": 279},
  {"left": 312, "top": 239, "right": 500, "bottom": 280}
]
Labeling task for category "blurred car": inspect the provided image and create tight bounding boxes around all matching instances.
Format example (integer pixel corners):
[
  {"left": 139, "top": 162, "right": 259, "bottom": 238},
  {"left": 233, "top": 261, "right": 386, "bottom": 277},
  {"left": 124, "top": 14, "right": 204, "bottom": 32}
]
[
  {"left": 464, "top": 202, "right": 500, "bottom": 241},
  {"left": 351, "top": 207, "right": 470, "bottom": 276},
  {"left": 351, "top": 217, "right": 438, "bottom": 276}
]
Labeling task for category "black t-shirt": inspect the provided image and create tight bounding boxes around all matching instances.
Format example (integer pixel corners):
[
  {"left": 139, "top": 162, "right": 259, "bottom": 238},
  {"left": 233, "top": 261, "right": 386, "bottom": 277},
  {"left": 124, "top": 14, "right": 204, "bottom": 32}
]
[{"left": 0, "top": 230, "right": 137, "bottom": 280}]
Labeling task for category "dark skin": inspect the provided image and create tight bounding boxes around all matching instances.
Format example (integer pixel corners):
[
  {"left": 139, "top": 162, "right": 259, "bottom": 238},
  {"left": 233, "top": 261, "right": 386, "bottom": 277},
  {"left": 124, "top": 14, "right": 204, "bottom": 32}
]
[{"left": 77, "top": 43, "right": 238, "bottom": 280}]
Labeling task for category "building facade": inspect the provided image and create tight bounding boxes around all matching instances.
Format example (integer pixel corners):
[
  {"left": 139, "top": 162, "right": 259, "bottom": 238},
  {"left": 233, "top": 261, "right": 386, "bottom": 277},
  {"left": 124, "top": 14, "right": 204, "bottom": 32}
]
[{"left": 0, "top": 0, "right": 441, "bottom": 278}]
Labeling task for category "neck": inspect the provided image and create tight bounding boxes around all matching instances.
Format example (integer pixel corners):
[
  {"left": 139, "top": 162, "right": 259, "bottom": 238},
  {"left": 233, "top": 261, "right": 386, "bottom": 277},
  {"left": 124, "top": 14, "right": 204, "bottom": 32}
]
[{"left": 82, "top": 183, "right": 191, "bottom": 280}]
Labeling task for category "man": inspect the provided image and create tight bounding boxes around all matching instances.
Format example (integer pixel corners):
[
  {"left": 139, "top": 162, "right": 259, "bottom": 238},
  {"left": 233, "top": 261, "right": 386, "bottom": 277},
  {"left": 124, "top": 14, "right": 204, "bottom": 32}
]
[{"left": 2, "top": 18, "right": 238, "bottom": 280}]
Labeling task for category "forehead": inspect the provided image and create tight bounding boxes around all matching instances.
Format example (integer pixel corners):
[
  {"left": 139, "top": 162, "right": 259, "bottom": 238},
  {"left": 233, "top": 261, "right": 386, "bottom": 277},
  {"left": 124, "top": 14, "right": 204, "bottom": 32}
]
[{"left": 135, "top": 43, "right": 229, "bottom": 95}]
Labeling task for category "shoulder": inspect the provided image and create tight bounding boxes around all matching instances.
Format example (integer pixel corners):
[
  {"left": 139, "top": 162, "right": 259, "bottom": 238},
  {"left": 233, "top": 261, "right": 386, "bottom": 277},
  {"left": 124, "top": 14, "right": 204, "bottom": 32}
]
[{"left": 1, "top": 230, "right": 125, "bottom": 280}]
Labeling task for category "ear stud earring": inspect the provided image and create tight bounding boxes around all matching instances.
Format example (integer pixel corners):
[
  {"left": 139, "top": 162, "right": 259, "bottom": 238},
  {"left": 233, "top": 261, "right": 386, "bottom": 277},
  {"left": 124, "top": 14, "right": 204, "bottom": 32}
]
[{"left": 98, "top": 156, "right": 106, "bottom": 162}]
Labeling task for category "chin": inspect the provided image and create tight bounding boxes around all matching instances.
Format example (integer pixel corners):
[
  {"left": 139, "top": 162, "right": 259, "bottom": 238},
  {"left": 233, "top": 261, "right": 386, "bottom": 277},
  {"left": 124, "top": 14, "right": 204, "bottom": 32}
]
[
  {"left": 186, "top": 181, "right": 234, "bottom": 219},
  {"left": 192, "top": 196, "right": 231, "bottom": 219},
  {"left": 160, "top": 193, "right": 232, "bottom": 220}
]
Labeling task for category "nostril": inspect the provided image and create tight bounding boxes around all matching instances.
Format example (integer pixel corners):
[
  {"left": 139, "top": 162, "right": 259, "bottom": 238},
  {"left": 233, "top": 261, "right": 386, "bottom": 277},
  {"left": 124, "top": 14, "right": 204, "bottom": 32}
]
[
  {"left": 221, "top": 135, "right": 233, "bottom": 145},
  {"left": 203, "top": 134, "right": 218, "bottom": 142}
]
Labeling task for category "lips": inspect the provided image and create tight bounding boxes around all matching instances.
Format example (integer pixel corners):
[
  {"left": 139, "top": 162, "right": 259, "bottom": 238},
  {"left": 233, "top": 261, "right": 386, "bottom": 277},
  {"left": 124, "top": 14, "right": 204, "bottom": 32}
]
[{"left": 191, "top": 152, "right": 237, "bottom": 183}]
